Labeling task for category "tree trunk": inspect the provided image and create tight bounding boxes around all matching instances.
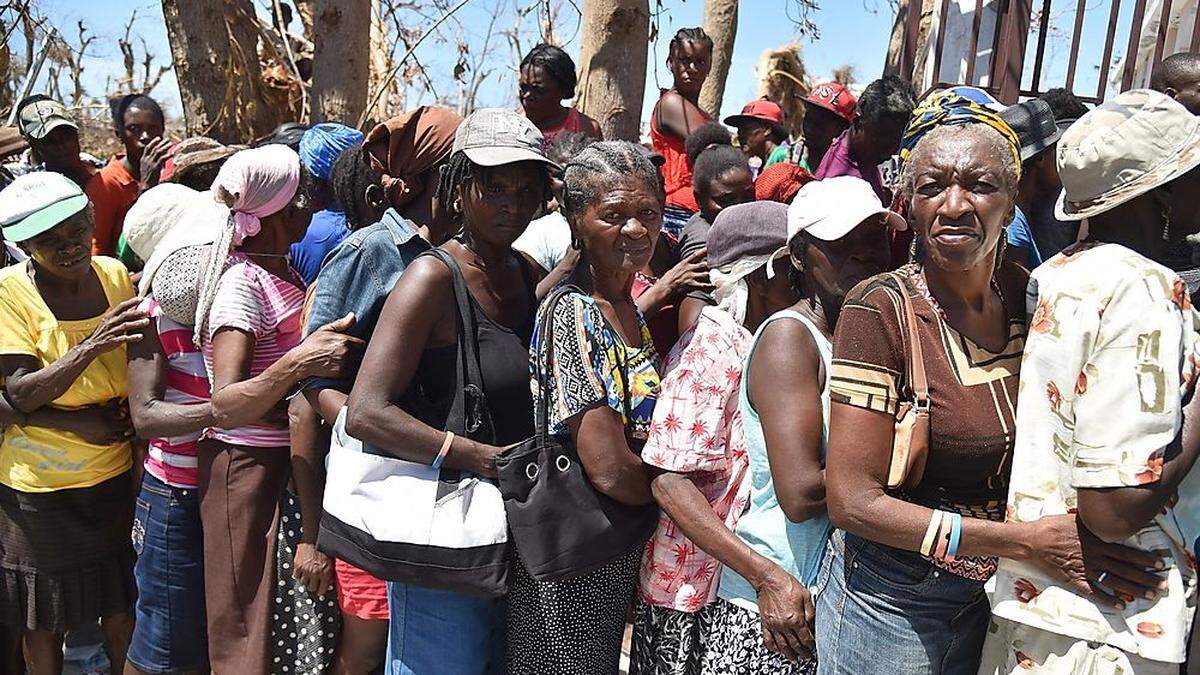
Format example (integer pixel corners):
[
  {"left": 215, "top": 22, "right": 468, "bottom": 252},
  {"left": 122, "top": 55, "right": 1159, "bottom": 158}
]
[
  {"left": 310, "top": 0, "right": 370, "bottom": 125},
  {"left": 363, "top": 0, "right": 393, "bottom": 127},
  {"left": 576, "top": 0, "right": 650, "bottom": 142},
  {"left": 161, "top": 0, "right": 286, "bottom": 144},
  {"left": 699, "top": 0, "right": 738, "bottom": 117}
]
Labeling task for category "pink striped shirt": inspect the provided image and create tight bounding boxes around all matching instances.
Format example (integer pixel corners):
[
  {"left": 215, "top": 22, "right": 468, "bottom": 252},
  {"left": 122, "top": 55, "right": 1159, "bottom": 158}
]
[
  {"left": 201, "top": 253, "right": 305, "bottom": 447},
  {"left": 141, "top": 297, "right": 210, "bottom": 488}
]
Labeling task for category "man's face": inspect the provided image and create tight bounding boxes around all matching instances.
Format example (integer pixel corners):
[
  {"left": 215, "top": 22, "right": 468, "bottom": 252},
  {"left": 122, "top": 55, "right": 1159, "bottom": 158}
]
[
  {"left": 32, "top": 125, "right": 82, "bottom": 173},
  {"left": 1167, "top": 74, "right": 1200, "bottom": 115},
  {"left": 118, "top": 106, "right": 165, "bottom": 163},
  {"left": 735, "top": 120, "right": 771, "bottom": 161}
]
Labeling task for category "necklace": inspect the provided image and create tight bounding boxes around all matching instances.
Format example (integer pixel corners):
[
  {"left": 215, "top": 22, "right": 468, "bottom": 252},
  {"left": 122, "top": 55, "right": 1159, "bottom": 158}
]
[{"left": 908, "top": 264, "right": 1007, "bottom": 324}]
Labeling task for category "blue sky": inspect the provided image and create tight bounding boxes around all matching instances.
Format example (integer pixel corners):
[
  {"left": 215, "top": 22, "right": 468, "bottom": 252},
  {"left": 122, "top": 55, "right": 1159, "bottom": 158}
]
[
  {"left": 30, "top": 0, "right": 898, "bottom": 125},
  {"left": 23, "top": 0, "right": 1147, "bottom": 128}
]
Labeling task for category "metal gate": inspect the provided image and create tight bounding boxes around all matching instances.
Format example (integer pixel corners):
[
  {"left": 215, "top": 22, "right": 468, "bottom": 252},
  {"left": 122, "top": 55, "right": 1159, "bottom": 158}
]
[{"left": 897, "top": 0, "right": 1200, "bottom": 104}]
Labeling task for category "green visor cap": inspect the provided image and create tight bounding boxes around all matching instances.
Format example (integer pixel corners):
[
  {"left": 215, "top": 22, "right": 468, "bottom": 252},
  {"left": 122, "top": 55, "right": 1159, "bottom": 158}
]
[{"left": 1, "top": 193, "right": 89, "bottom": 243}]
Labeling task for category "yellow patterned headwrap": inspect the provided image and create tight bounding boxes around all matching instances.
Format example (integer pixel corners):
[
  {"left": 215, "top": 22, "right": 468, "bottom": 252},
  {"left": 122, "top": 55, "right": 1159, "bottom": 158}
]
[{"left": 899, "top": 89, "right": 1022, "bottom": 178}]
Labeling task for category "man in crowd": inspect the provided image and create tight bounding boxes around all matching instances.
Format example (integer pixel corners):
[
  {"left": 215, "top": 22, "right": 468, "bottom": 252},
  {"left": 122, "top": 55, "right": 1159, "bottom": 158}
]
[
  {"left": 798, "top": 81, "right": 856, "bottom": 171},
  {"left": 813, "top": 75, "right": 915, "bottom": 205},
  {"left": 1152, "top": 51, "right": 1200, "bottom": 114},
  {"left": 724, "top": 98, "right": 791, "bottom": 172}
]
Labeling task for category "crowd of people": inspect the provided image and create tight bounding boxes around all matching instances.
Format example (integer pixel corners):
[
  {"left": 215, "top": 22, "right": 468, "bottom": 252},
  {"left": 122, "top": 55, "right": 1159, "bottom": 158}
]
[{"left": 0, "top": 25, "right": 1199, "bottom": 675}]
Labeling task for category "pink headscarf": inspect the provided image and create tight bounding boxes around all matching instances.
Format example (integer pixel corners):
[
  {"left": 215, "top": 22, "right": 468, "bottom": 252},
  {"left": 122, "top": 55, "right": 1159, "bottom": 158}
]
[
  {"left": 194, "top": 144, "right": 302, "bottom": 344},
  {"left": 211, "top": 144, "right": 301, "bottom": 246}
]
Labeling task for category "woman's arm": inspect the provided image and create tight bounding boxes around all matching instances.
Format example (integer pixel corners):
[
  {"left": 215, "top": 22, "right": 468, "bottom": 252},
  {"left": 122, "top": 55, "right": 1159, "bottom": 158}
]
[
  {"left": 302, "top": 388, "right": 348, "bottom": 426},
  {"left": 3, "top": 296, "right": 148, "bottom": 412},
  {"left": 825, "top": 402, "right": 1092, "bottom": 594},
  {"left": 345, "top": 258, "right": 502, "bottom": 477},
  {"left": 288, "top": 394, "right": 334, "bottom": 596},
  {"left": 209, "top": 313, "right": 361, "bottom": 430},
  {"left": 749, "top": 320, "right": 826, "bottom": 523},
  {"left": 635, "top": 249, "right": 711, "bottom": 319},
  {"left": 567, "top": 404, "right": 652, "bottom": 505},
  {"left": 676, "top": 295, "right": 710, "bottom": 337},
  {"left": 653, "top": 91, "right": 710, "bottom": 140},
  {"left": 126, "top": 316, "right": 214, "bottom": 439}
]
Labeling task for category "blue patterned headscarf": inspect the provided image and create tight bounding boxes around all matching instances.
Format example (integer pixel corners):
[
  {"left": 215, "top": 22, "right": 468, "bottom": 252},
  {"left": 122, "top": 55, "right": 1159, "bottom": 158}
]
[
  {"left": 299, "top": 122, "right": 365, "bottom": 181},
  {"left": 899, "top": 89, "right": 1022, "bottom": 178}
]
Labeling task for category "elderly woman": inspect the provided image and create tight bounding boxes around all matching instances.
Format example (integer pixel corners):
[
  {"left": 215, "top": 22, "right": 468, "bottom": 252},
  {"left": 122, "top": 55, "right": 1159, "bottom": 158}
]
[
  {"left": 196, "top": 145, "right": 360, "bottom": 675},
  {"left": 509, "top": 141, "right": 664, "bottom": 674},
  {"left": 0, "top": 172, "right": 144, "bottom": 674},
  {"left": 816, "top": 92, "right": 1152, "bottom": 674},
  {"left": 979, "top": 91, "right": 1200, "bottom": 674},
  {"left": 347, "top": 109, "right": 553, "bottom": 674},
  {"left": 299, "top": 106, "right": 462, "bottom": 675}
]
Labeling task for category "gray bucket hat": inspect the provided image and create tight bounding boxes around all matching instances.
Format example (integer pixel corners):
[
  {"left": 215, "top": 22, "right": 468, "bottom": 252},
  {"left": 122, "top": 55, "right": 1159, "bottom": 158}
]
[{"left": 453, "top": 108, "right": 558, "bottom": 168}]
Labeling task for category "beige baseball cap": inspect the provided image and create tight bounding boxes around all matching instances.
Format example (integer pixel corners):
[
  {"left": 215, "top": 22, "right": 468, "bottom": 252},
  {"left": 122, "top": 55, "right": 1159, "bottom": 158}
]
[
  {"left": 453, "top": 108, "right": 557, "bottom": 168},
  {"left": 17, "top": 98, "right": 78, "bottom": 141},
  {"left": 1056, "top": 89, "right": 1200, "bottom": 221}
]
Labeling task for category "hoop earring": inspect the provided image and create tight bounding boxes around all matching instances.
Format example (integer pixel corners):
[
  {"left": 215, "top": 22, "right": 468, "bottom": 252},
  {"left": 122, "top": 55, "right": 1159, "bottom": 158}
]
[
  {"left": 995, "top": 227, "right": 1009, "bottom": 270},
  {"left": 1162, "top": 202, "right": 1172, "bottom": 242}
]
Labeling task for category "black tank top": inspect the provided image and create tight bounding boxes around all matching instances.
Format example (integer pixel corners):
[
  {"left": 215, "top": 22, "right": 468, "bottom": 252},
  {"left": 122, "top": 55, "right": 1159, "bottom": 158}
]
[{"left": 412, "top": 254, "right": 536, "bottom": 446}]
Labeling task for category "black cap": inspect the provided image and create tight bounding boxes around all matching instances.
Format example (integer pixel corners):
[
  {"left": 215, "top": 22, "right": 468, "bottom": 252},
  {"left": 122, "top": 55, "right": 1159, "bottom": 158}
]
[{"left": 1000, "top": 99, "right": 1061, "bottom": 162}]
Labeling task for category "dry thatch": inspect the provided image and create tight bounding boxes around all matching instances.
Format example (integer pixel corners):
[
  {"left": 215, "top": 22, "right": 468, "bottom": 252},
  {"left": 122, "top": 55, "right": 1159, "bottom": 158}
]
[{"left": 756, "top": 43, "right": 810, "bottom": 138}]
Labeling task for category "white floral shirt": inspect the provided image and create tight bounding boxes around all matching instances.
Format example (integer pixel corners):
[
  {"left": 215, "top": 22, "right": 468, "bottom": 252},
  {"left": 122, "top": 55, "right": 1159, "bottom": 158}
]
[
  {"left": 990, "top": 242, "right": 1200, "bottom": 664},
  {"left": 638, "top": 307, "right": 752, "bottom": 612}
]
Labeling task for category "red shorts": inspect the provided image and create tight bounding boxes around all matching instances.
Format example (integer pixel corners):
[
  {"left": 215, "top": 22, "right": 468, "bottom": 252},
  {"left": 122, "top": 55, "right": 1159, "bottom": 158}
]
[{"left": 334, "top": 559, "right": 389, "bottom": 620}]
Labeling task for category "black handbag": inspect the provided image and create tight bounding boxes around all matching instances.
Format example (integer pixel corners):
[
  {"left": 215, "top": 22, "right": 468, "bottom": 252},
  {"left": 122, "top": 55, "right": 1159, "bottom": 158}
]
[{"left": 496, "top": 284, "right": 659, "bottom": 582}]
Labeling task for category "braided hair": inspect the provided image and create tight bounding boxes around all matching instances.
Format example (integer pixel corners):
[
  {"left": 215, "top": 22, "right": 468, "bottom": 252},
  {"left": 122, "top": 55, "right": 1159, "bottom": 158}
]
[
  {"left": 520, "top": 43, "right": 578, "bottom": 99},
  {"left": 434, "top": 150, "right": 476, "bottom": 225},
  {"left": 561, "top": 141, "right": 664, "bottom": 220},
  {"left": 669, "top": 27, "right": 712, "bottom": 61},
  {"left": 329, "top": 142, "right": 384, "bottom": 230}
]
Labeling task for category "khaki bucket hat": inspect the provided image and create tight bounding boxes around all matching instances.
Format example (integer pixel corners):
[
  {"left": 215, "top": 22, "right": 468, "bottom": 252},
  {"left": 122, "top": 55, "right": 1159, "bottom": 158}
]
[{"left": 1056, "top": 89, "right": 1200, "bottom": 221}]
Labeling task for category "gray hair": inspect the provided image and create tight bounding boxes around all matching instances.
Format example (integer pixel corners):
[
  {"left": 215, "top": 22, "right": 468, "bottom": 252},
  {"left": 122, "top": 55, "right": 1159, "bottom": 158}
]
[
  {"left": 899, "top": 123, "right": 1020, "bottom": 200},
  {"left": 561, "top": 141, "right": 665, "bottom": 218}
]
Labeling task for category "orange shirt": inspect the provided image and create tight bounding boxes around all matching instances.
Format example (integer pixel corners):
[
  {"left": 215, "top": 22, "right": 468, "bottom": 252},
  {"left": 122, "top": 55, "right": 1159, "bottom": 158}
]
[{"left": 85, "top": 156, "right": 140, "bottom": 256}]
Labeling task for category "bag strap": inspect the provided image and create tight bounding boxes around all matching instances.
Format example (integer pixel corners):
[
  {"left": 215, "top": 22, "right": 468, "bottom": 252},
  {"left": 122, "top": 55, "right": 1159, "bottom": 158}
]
[
  {"left": 420, "top": 247, "right": 490, "bottom": 439},
  {"left": 533, "top": 283, "right": 580, "bottom": 443},
  {"left": 891, "top": 272, "right": 930, "bottom": 410}
]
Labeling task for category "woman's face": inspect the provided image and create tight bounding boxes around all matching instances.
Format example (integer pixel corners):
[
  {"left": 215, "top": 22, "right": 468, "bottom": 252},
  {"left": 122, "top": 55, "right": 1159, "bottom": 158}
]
[
  {"left": 519, "top": 64, "right": 564, "bottom": 123},
  {"left": 573, "top": 176, "right": 663, "bottom": 275},
  {"left": 22, "top": 210, "right": 94, "bottom": 280},
  {"left": 797, "top": 215, "right": 892, "bottom": 311},
  {"left": 908, "top": 132, "right": 1014, "bottom": 273},
  {"left": 697, "top": 166, "right": 755, "bottom": 224},
  {"left": 668, "top": 40, "right": 711, "bottom": 98},
  {"left": 460, "top": 161, "right": 546, "bottom": 247}
]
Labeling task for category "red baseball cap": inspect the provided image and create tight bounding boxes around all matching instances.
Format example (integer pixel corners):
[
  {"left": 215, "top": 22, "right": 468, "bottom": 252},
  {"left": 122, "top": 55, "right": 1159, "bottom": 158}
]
[
  {"left": 723, "top": 99, "right": 786, "bottom": 130},
  {"left": 803, "top": 82, "right": 857, "bottom": 122}
]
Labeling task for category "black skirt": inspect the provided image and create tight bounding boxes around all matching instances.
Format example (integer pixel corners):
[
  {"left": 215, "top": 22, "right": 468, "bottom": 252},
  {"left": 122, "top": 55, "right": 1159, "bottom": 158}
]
[{"left": 0, "top": 471, "right": 136, "bottom": 632}]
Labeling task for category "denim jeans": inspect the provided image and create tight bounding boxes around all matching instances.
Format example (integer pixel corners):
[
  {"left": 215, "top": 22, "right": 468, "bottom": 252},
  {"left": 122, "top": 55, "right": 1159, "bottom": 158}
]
[
  {"left": 815, "top": 530, "right": 989, "bottom": 675},
  {"left": 127, "top": 472, "right": 208, "bottom": 674},
  {"left": 385, "top": 581, "right": 505, "bottom": 675}
]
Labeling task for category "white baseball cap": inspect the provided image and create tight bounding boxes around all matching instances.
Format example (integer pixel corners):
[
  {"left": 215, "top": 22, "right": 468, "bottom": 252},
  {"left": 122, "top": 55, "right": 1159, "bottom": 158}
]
[
  {"left": 0, "top": 171, "right": 90, "bottom": 243},
  {"left": 787, "top": 176, "right": 906, "bottom": 244}
]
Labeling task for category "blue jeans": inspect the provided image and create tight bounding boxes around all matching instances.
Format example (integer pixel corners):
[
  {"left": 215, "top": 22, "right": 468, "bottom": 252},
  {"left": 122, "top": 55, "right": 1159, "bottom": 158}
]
[
  {"left": 815, "top": 530, "right": 989, "bottom": 675},
  {"left": 385, "top": 581, "right": 505, "bottom": 675},
  {"left": 127, "top": 472, "right": 208, "bottom": 674}
]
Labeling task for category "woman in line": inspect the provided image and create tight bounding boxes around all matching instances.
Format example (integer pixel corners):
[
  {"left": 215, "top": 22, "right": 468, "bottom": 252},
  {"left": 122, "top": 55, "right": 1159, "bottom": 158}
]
[
  {"left": 509, "top": 141, "right": 664, "bottom": 675},
  {"left": 627, "top": 200, "right": 789, "bottom": 674},
  {"left": 297, "top": 106, "right": 463, "bottom": 675},
  {"left": 347, "top": 108, "right": 553, "bottom": 675},
  {"left": 816, "top": 92, "right": 1160, "bottom": 674},
  {"left": 651, "top": 27, "right": 714, "bottom": 237},
  {"left": 196, "top": 145, "right": 361, "bottom": 675},
  {"left": 519, "top": 43, "right": 602, "bottom": 142},
  {"left": 0, "top": 172, "right": 144, "bottom": 675},
  {"left": 979, "top": 90, "right": 1200, "bottom": 674}
]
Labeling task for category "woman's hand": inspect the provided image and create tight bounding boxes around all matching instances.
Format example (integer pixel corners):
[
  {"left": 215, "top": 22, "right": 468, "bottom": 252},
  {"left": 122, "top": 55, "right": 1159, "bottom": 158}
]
[
  {"left": 82, "top": 297, "right": 149, "bottom": 356},
  {"left": 1021, "top": 514, "right": 1091, "bottom": 596},
  {"left": 55, "top": 399, "right": 135, "bottom": 445},
  {"left": 1079, "top": 519, "right": 1167, "bottom": 608},
  {"left": 292, "top": 542, "right": 335, "bottom": 597},
  {"left": 291, "top": 313, "right": 364, "bottom": 379},
  {"left": 656, "top": 248, "right": 712, "bottom": 299},
  {"left": 754, "top": 563, "right": 816, "bottom": 662}
]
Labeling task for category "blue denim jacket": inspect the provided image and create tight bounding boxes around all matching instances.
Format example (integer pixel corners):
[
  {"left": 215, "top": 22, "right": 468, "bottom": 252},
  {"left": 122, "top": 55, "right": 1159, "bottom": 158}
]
[{"left": 301, "top": 209, "right": 429, "bottom": 393}]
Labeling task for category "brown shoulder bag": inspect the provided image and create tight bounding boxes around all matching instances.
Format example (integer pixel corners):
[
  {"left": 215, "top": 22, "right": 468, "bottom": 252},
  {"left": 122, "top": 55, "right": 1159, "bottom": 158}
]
[{"left": 887, "top": 275, "right": 931, "bottom": 491}]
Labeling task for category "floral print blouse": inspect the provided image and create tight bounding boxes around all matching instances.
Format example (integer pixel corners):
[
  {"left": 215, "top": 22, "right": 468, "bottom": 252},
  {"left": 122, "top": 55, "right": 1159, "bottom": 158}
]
[
  {"left": 637, "top": 307, "right": 752, "bottom": 612},
  {"left": 990, "top": 242, "right": 1200, "bottom": 665}
]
